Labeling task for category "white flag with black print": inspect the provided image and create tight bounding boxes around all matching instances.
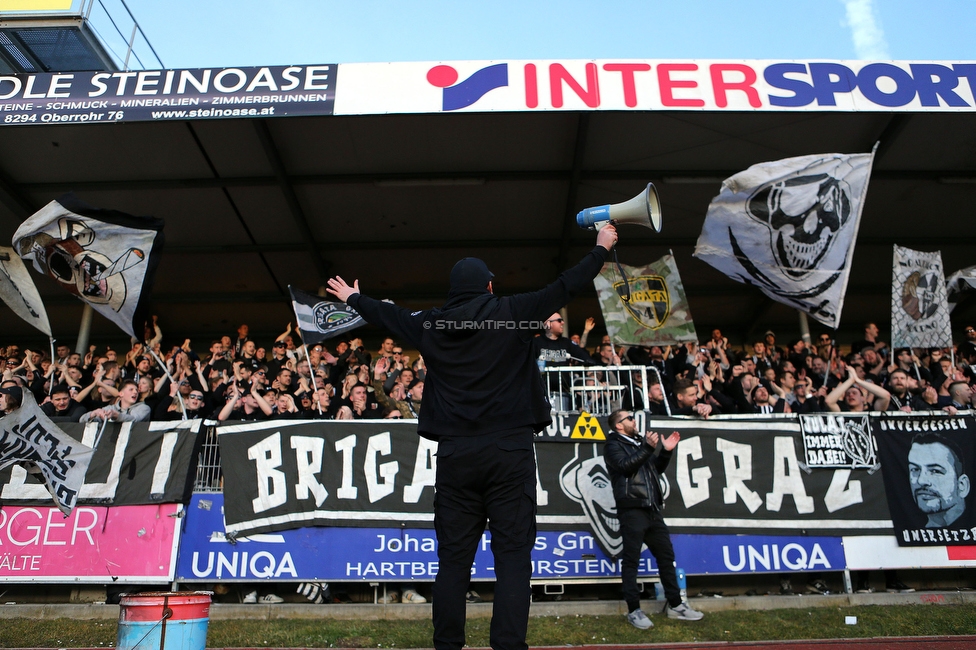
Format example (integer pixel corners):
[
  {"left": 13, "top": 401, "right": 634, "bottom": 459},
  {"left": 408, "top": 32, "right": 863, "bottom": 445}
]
[
  {"left": 12, "top": 195, "right": 164, "bottom": 339},
  {"left": 946, "top": 265, "right": 976, "bottom": 313},
  {"left": 891, "top": 245, "right": 952, "bottom": 349},
  {"left": 289, "top": 285, "right": 365, "bottom": 346},
  {"left": 0, "top": 245, "right": 51, "bottom": 336},
  {"left": 0, "top": 390, "right": 92, "bottom": 516},
  {"left": 694, "top": 150, "right": 875, "bottom": 328}
]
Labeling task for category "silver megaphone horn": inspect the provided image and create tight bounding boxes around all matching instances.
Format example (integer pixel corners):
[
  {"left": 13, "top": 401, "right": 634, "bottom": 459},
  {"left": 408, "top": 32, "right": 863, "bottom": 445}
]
[{"left": 576, "top": 182, "right": 662, "bottom": 233}]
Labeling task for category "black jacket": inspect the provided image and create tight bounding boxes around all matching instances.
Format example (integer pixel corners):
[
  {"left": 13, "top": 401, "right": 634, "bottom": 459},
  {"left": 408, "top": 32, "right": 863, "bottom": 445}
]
[
  {"left": 603, "top": 431, "right": 673, "bottom": 510},
  {"left": 348, "top": 246, "right": 609, "bottom": 439}
]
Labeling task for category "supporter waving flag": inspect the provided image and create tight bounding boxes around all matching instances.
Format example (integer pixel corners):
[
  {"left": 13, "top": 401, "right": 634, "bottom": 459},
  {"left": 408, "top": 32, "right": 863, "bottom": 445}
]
[
  {"left": 12, "top": 195, "right": 164, "bottom": 339},
  {"left": 0, "top": 245, "right": 51, "bottom": 337},
  {"left": 290, "top": 285, "right": 365, "bottom": 345},
  {"left": 694, "top": 150, "right": 875, "bottom": 328}
]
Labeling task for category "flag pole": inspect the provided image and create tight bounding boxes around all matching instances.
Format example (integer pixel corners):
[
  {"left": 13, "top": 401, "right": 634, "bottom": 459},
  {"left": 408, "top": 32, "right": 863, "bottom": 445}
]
[
  {"left": 48, "top": 336, "right": 56, "bottom": 396},
  {"left": 303, "top": 341, "right": 322, "bottom": 415},
  {"left": 146, "top": 345, "right": 187, "bottom": 420}
]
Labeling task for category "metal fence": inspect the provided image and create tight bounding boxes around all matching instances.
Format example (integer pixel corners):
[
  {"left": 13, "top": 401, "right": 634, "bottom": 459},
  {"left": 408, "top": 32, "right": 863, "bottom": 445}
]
[
  {"left": 539, "top": 364, "right": 655, "bottom": 417},
  {"left": 193, "top": 422, "right": 222, "bottom": 493}
]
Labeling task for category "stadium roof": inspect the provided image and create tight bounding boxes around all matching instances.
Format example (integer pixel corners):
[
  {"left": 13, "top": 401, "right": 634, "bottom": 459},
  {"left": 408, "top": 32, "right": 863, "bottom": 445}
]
[{"left": 1, "top": 59, "right": 975, "bottom": 346}]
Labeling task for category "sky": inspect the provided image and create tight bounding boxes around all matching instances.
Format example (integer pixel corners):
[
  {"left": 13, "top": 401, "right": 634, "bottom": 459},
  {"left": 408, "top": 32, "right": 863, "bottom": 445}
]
[{"left": 98, "top": 0, "right": 974, "bottom": 71}]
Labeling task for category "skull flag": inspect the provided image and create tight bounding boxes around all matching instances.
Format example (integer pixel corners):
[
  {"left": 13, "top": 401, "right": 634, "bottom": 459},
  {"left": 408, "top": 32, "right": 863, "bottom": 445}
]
[
  {"left": 12, "top": 195, "right": 164, "bottom": 339},
  {"left": 694, "top": 151, "right": 875, "bottom": 328}
]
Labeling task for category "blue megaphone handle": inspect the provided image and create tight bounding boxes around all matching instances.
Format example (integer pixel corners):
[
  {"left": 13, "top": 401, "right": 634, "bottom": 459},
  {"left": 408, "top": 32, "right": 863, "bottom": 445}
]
[{"left": 576, "top": 205, "right": 612, "bottom": 230}]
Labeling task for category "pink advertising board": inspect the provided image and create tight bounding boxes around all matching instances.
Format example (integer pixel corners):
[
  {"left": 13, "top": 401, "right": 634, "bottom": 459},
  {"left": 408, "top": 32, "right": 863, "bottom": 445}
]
[{"left": 0, "top": 504, "right": 182, "bottom": 583}]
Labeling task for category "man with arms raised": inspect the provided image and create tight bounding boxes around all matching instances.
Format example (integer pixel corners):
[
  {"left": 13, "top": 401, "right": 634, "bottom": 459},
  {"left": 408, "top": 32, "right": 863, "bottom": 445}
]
[
  {"left": 80, "top": 379, "right": 150, "bottom": 423},
  {"left": 327, "top": 226, "right": 617, "bottom": 650}
]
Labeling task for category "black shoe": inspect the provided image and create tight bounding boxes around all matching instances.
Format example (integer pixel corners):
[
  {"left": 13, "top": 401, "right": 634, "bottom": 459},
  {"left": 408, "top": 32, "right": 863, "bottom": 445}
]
[
  {"left": 806, "top": 579, "right": 830, "bottom": 595},
  {"left": 886, "top": 580, "right": 915, "bottom": 593}
]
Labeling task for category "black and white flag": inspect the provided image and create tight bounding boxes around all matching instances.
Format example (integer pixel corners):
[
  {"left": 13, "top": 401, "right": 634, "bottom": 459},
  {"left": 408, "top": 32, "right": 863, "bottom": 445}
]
[
  {"left": 946, "top": 264, "right": 976, "bottom": 313},
  {"left": 874, "top": 414, "right": 976, "bottom": 546},
  {"left": 289, "top": 286, "right": 364, "bottom": 346},
  {"left": 0, "top": 390, "right": 92, "bottom": 516},
  {"left": 694, "top": 151, "right": 875, "bottom": 328},
  {"left": 891, "top": 245, "right": 952, "bottom": 349},
  {"left": 12, "top": 195, "right": 164, "bottom": 339},
  {"left": 0, "top": 245, "right": 51, "bottom": 337}
]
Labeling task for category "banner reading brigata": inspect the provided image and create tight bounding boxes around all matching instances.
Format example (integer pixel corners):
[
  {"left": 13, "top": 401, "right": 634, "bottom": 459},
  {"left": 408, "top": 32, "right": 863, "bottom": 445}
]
[
  {"left": 217, "top": 417, "right": 893, "bottom": 556},
  {"left": 0, "top": 65, "right": 335, "bottom": 125}
]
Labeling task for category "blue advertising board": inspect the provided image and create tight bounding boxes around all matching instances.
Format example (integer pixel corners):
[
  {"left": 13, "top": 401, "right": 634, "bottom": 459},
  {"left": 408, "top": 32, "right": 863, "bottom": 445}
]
[{"left": 176, "top": 494, "right": 846, "bottom": 582}]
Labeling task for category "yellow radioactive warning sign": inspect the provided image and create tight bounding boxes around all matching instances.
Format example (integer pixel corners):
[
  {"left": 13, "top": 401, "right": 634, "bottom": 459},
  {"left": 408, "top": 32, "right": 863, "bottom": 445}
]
[{"left": 571, "top": 411, "right": 605, "bottom": 440}]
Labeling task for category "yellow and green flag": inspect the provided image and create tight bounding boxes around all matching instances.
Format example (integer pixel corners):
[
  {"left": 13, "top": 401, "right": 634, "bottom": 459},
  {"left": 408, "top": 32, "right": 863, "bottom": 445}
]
[{"left": 593, "top": 254, "right": 697, "bottom": 347}]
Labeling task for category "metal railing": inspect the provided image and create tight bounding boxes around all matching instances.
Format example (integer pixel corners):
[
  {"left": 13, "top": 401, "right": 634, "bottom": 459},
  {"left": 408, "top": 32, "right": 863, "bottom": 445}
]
[{"left": 539, "top": 364, "right": 656, "bottom": 417}]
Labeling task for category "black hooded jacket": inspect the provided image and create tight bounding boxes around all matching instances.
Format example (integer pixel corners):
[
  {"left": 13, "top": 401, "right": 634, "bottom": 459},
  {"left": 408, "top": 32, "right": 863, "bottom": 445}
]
[
  {"left": 603, "top": 431, "right": 673, "bottom": 510},
  {"left": 347, "top": 246, "right": 609, "bottom": 439}
]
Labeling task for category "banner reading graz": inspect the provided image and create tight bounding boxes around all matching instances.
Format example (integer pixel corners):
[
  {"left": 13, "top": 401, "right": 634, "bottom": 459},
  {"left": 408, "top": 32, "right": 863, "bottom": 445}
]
[
  {"left": 0, "top": 420, "right": 201, "bottom": 506},
  {"left": 0, "top": 65, "right": 336, "bottom": 126},
  {"left": 216, "top": 417, "right": 893, "bottom": 556}
]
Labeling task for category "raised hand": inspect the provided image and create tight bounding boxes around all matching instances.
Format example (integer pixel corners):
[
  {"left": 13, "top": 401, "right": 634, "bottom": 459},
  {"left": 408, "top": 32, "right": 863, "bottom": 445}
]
[{"left": 326, "top": 276, "right": 360, "bottom": 303}]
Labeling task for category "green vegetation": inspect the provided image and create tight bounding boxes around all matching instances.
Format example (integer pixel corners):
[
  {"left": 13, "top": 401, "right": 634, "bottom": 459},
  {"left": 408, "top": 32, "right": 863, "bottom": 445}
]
[{"left": 1, "top": 605, "right": 974, "bottom": 648}]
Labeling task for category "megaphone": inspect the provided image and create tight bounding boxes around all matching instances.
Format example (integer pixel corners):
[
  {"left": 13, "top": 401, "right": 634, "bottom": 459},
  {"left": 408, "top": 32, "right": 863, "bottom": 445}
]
[{"left": 576, "top": 182, "right": 662, "bottom": 233}]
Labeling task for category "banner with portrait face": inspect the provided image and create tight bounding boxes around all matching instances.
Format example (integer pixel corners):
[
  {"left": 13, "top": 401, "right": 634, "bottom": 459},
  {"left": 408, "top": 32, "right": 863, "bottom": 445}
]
[{"left": 873, "top": 414, "right": 976, "bottom": 546}]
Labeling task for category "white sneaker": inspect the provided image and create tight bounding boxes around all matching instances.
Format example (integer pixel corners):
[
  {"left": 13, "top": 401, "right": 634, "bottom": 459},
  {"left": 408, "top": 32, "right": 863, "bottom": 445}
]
[
  {"left": 257, "top": 593, "right": 284, "bottom": 604},
  {"left": 401, "top": 588, "right": 427, "bottom": 604},
  {"left": 242, "top": 590, "right": 257, "bottom": 604},
  {"left": 626, "top": 609, "right": 653, "bottom": 629},
  {"left": 378, "top": 590, "right": 399, "bottom": 604},
  {"left": 666, "top": 602, "right": 704, "bottom": 621}
]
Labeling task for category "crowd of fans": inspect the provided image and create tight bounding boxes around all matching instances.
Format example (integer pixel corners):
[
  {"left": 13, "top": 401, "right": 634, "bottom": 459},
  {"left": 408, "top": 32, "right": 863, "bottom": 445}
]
[
  {"left": 0, "top": 321, "right": 426, "bottom": 423},
  {"left": 3, "top": 317, "right": 976, "bottom": 424}
]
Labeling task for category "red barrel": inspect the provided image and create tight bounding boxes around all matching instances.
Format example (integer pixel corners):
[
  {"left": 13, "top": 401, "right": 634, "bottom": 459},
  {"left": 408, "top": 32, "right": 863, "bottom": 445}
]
[{"left": 117, "top": 591, "right": 212, "bottom": 650}]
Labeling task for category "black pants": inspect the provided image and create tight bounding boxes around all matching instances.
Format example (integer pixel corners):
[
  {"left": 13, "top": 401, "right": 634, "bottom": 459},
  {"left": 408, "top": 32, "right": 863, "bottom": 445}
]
[
  {"left": 432, "top": 429, "right": 536, "bottom": 650},
  {"left": 618, "top": 506, "right": 681, "bottom": 611}
]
